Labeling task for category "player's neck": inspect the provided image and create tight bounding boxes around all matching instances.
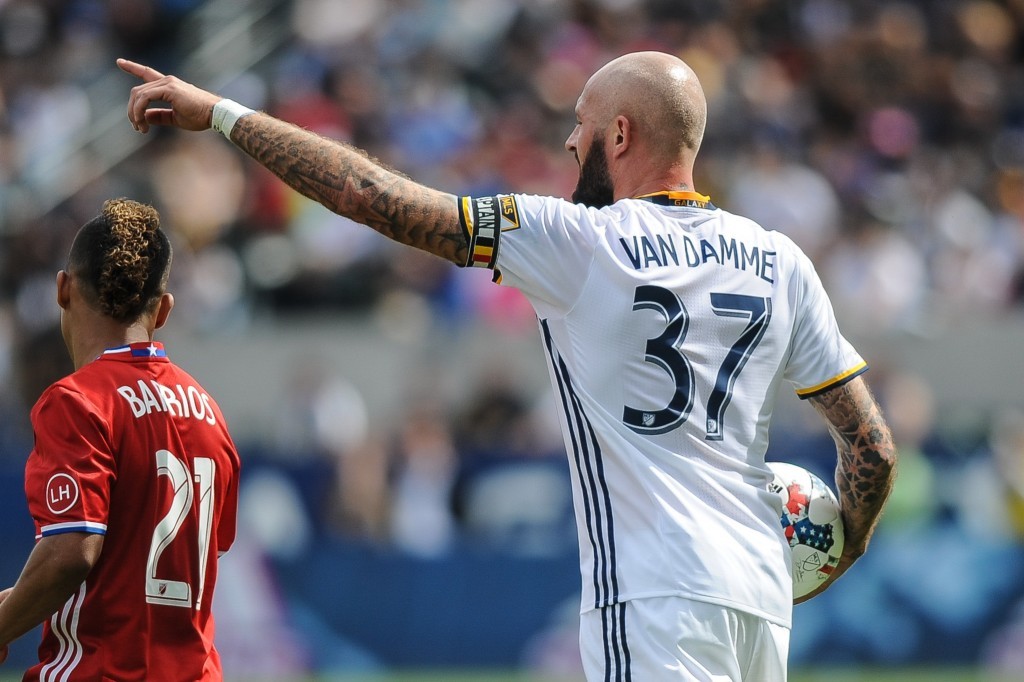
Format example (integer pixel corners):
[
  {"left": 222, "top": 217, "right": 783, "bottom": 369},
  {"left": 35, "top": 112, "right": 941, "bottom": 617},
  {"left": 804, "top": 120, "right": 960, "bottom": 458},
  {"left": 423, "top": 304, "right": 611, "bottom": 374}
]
[
  {"left": 69, "top": 317, "right": 155, "bottom": 370},
  {"left": 614, "top": 162, "right": 696, "bottom": 202}
]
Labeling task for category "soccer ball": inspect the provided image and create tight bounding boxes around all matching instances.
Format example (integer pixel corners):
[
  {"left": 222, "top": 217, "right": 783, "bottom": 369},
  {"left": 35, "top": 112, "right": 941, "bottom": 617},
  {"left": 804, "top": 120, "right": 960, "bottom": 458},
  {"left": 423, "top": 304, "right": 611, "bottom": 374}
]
[{"left": 767, "top": 461, "right": 845, "bottom": 599}]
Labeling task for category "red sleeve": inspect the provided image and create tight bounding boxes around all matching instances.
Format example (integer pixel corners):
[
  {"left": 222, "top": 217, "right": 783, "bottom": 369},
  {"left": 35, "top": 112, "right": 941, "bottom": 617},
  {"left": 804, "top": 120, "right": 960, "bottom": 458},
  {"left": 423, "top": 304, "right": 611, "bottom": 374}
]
[
  {"left": 216, "top": 421, "right": 241, "bottom": 555},
  {"left": 204, "top": 393, "right": 240, "bottom": 556},
  {"left": 26, "top": 385, "right": 116, "bottom": 539},
  {"left": 217, "top": 459, "right": 238, "bottom": 555}
]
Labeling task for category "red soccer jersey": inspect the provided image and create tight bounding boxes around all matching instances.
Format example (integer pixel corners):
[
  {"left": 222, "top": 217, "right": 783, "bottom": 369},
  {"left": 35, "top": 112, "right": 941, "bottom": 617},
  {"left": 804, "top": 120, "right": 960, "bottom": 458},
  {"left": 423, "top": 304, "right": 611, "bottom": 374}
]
[{"left": 23, "top": 342, "right": 240, "bottom": 682}]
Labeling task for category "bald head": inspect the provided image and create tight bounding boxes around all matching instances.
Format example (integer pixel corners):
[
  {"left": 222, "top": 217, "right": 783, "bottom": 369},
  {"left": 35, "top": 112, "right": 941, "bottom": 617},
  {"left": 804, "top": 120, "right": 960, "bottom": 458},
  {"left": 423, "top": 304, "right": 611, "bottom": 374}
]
[{"left": 582, "top": 52, "right": 707, "bottom": 160}]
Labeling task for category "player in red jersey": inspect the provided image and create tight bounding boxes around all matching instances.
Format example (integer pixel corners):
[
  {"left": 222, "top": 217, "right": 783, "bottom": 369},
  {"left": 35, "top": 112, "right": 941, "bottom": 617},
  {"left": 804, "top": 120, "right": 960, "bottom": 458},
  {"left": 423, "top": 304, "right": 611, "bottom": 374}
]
[{"left": 0, "top": 199, "right": 241, "bottom": 681}]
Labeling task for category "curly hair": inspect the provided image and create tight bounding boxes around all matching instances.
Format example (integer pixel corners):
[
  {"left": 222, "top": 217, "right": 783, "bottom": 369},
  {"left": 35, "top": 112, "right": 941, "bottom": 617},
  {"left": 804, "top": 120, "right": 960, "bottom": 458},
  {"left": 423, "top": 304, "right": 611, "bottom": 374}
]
[{"left": 68, "top": 199, "right": 172, "bottom": 323}]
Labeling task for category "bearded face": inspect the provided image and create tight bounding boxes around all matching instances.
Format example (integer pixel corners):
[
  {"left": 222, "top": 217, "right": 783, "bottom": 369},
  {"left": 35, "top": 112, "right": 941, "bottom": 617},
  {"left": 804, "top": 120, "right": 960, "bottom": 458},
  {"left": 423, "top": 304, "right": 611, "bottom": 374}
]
[{"left": 571, "top": 137, "right": 615, "bottom": 208}]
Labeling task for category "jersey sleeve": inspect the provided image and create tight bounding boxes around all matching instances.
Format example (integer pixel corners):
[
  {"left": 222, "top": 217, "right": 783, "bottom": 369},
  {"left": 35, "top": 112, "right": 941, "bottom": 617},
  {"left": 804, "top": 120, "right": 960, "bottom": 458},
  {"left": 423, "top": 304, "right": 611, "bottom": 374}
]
[
  {"left": 459, "top": 193, "right": 604, "bottom": 317},
  {"left": 784, "top": 248, "right": 868, "bottom": 398},
  {"left": 217, "top": 442, "right": 241, "bottom": 556},
  {"left": 26, "top": 385, "right": 116, "bottom": 538}
]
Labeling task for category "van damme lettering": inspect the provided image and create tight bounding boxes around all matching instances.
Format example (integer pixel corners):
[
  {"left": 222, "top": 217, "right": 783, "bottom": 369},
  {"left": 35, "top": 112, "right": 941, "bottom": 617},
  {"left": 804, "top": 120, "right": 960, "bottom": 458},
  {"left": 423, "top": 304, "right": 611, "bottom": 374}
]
[
  {"left": 117, "top": 380, "right": 217, "bottom": 425},
  {"left": 619, "top": 233, "right": 775, "bottom": 283}
]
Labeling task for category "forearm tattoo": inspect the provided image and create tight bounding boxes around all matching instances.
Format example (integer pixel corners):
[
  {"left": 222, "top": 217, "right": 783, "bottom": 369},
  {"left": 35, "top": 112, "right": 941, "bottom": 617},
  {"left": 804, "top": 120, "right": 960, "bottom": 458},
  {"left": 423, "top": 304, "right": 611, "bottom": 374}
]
[
  {"left": 809, "top": 378, "right": 897, "bottom": 553},
  {"left": 230, "top": 113, "right": 468, "bottom": 265}
]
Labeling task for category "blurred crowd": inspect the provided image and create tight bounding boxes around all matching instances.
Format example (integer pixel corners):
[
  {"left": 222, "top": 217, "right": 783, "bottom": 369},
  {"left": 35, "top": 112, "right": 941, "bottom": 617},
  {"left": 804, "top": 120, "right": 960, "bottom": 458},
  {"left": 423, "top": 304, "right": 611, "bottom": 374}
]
[
  {"left": 3, "top": 0, "right": 1024, "bottom": 674},
  {"left": 3, "top": 0, "right": 1024, "bottom": 335}
]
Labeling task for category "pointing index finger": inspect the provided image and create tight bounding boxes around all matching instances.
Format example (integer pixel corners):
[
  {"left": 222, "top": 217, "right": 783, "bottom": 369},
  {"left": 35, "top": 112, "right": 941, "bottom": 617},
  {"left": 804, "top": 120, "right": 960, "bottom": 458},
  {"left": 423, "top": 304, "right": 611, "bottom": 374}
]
[{"left": 117, "top": 58, "right": 165, "bottom": 82}]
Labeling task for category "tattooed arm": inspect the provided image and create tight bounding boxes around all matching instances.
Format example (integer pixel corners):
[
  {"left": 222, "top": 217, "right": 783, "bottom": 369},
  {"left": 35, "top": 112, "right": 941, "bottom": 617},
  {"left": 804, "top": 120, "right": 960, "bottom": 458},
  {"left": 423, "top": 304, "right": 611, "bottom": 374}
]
[
  {"left": 796, "top": 375, "right": 897, "bottom": 603},
  {"left": 229, "top": 114, "right": 467, "bottom": 263},
  {"left": 118, "top": 59, "right": 468, "bottom": 265}
]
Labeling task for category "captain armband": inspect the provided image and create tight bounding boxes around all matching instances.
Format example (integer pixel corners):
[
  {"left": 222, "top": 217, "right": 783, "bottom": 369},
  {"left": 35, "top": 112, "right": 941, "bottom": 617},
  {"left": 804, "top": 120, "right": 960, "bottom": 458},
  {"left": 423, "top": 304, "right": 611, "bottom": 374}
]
[{"left": 459, "top": 196, "right": 500, "bottom": 269}]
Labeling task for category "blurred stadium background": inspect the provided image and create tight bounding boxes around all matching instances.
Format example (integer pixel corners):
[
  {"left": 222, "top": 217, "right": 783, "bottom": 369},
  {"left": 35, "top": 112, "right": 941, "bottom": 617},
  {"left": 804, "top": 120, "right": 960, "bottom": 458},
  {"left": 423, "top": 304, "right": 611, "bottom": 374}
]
[{"left": 2, "top": 0, "right": 1024, "bottom": 679}]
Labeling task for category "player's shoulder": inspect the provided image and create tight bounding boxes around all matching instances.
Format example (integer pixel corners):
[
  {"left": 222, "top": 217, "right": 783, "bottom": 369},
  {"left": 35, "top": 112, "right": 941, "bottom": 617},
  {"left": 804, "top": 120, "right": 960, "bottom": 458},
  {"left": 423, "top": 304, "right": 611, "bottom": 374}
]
[
  {"left": 32, "top": 355, "right": 150, "bottom": 419},
  {"left": 31, "top": 375, "right": 98, "bottom": 423},
  {"left": 36, "top": 368, "right": 96, "bottom": 402},
  {"left": 507, "top": 193, "right": 612, "bottom": 225},
  {"left": 717, "top": 207, "right": 812, "bottom": 261}
]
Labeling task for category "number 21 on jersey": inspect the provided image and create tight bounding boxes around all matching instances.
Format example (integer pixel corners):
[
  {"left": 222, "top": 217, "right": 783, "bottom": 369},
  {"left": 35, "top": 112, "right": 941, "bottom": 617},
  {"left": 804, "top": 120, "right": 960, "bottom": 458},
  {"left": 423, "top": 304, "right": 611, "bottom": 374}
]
[
  {"left": 146, "top": 449, "right": 215, "bottom": 609},
  {"left": 623, "top": 285, "right": 772, "bottom": 440}
]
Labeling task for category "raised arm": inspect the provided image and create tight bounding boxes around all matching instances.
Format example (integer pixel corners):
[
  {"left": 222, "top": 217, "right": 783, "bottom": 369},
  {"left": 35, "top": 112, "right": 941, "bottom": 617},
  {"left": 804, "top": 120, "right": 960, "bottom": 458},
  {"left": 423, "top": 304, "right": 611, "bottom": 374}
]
[
  {"left": 118, "top": 59, "right": 468, "bottom": 265},
  {"left": 799, "top": 375, "right": 897, "bottom": 603}
]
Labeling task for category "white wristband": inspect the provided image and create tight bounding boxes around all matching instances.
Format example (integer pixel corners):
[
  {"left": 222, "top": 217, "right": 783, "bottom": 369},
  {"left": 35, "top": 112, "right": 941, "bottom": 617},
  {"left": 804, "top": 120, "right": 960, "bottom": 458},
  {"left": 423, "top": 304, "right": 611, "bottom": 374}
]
[{"left": 211, "top": 99, "right": 255, "bottom": 140}]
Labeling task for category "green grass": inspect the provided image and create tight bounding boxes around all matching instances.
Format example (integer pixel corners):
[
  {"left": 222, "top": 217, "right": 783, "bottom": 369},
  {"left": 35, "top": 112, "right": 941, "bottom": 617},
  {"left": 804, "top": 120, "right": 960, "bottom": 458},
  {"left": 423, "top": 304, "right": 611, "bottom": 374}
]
[
  {"left": 2, "top": 667, "right": 1015, "bottom": 675},
  {"left": 1, "top": 669, "right": 1018, "bottom": 682},
  {"left": 260, "top": 670, "right": 1016, "bottom": 682},
  {"left": 305, "top": 671, "right": 1016, "bottom": 682},
  {"left": 792, "top": 670, "right": 1018, "bottom": 682}
]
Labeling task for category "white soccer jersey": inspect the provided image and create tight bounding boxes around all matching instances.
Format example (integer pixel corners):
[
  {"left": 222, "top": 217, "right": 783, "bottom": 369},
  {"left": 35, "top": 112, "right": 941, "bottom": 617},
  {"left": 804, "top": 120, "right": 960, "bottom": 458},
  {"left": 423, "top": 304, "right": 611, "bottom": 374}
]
[{"left": 460, "top": 191, "right": 866, "bottom": 628}]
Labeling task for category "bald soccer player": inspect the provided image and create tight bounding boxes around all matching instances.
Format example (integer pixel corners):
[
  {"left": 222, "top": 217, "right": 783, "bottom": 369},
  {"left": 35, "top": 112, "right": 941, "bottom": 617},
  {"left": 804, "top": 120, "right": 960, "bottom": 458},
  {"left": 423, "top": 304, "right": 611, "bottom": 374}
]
[{"left": 120, "top": 52, "right": 896, "bottom": 681}]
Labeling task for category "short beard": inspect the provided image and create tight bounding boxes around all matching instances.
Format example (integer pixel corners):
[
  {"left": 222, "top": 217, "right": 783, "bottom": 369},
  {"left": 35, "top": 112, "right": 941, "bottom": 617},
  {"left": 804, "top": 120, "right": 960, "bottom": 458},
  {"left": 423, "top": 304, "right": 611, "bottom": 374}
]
[{"left": 571, "top": 138, "right": 615, "bottom": 208}]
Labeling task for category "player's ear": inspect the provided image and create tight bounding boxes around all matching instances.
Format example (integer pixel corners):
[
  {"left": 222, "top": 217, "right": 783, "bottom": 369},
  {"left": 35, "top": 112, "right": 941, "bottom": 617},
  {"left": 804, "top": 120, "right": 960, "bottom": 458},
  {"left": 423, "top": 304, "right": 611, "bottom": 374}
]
[
  {"left": 56, "top": 270, "right": 71, "bottom": 310},
  {"left": 153, "top": 292, "right": 174, "bottom": 330},
  {"left": 611, "top": 115, "right": 631, "bottom": 159}
]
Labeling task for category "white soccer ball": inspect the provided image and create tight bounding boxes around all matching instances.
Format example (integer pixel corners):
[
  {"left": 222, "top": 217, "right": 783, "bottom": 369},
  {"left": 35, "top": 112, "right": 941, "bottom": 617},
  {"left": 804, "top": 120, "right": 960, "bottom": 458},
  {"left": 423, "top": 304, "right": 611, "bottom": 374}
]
[{"left": 767, "top": 461, "right": 845, "bottom": 600}]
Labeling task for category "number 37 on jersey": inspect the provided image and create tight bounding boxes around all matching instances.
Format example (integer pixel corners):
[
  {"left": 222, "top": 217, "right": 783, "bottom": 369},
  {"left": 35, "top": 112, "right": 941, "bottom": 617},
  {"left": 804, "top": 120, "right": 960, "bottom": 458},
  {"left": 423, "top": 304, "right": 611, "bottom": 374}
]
[{"left": 623, "top": 285, "right": 771, "bottom": 440}]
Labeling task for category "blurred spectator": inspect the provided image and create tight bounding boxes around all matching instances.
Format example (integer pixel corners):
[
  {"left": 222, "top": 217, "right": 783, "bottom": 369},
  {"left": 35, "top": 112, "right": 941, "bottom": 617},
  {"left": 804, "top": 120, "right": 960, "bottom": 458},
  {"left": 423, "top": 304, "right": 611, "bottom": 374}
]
[
  {"left": 314, "top": 378, "right": 392, "bottom": 542},
  {"left": 728, "top": 135, "right": 841, "bottom": 261},
  {"left": 388, "top": 403, "right": 459, "bottom": 557},
  {"left": 874, "top": 370, "right": 940, "bottom": 532},
  {"left": 451, "top": 379, "right": 574, "bottom": 555},
  {"left": 521, "top": 598, "right": 585, "bottom": 678},
  {"left": 821, "top": 216, "right": 928, "bottom": 334},
  {"left": 324, "top": 435, "right": 392, "bottom": 542},
  {"left": 213, "top": 516, "right": 311, "bottom": 678},
  {"left": 958, "top": 409, "right": 1024, "bottom": 541},
  {"left": 994, "top": 168, "right": 1024, "bottom": 305}
]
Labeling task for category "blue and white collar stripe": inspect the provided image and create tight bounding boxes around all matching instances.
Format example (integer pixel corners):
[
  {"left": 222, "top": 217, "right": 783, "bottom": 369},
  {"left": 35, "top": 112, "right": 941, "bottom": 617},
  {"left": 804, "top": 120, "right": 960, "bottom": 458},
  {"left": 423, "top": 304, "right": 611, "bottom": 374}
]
[{"left": 103, "top": 343, "right": 166, "bottom": 358}]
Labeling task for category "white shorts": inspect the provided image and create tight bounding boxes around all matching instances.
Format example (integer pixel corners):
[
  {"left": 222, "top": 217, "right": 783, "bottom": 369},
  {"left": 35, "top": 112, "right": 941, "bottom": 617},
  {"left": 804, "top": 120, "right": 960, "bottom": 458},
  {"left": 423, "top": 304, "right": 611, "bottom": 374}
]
[{"left": 579, "top": 596, "right": 790, "bottom": 681}]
